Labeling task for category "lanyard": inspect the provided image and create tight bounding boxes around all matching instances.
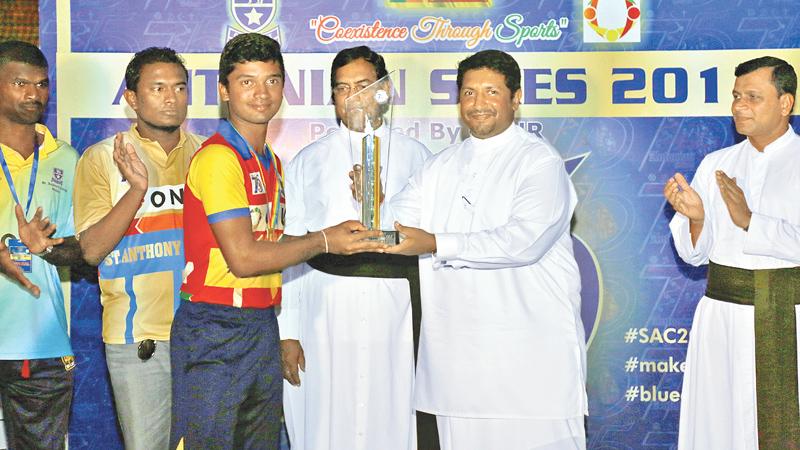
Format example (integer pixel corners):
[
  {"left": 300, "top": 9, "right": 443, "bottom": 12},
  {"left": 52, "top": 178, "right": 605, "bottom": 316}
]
[
  {"left": 0, "top": 144, "right": 40, "bottom": 216},
  {"left": 255, "top": 143, "right": 284, "bottom": 231}
]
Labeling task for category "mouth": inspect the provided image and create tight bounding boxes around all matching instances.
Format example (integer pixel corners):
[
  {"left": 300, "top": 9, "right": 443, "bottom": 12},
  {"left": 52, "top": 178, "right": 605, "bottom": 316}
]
[
  {"left": 469, "top": 112, "right": 494, "bottom": 120},
  {"left": 21, "top": 102, "right": 43, "bottom": 111}
]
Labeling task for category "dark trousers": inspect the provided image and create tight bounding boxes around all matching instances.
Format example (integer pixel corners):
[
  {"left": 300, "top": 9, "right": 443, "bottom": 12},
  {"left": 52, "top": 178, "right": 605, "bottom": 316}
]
[
  {"left": 0, "top": 358, "right": 73, "bottom": 450},
  {"left": 170, "top": 300, "right": 282, "bottom": 450}
]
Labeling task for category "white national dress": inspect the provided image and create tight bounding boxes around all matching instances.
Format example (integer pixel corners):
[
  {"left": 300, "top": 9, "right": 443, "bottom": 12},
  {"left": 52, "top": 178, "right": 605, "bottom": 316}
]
[
  {"left": 387, "top": 124, "right": 588, "bottom": 422},
  {"left": 278, "top": 123, "right": 430, "bottom": 450},
  {"left": 670, "top": 127, "right": 800, "bottom": 450}
]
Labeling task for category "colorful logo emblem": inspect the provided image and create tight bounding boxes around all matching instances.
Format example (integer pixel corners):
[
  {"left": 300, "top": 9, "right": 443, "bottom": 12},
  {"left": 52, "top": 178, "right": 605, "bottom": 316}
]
[
  {"left": 250, "top": 172, "right": 266, "bottom": 195},
  {"left": 583, "top": 0, "right": 641, "bottom": 43},
  {"left": 226, "top": 0, "right": 281, "bottom": 43}
]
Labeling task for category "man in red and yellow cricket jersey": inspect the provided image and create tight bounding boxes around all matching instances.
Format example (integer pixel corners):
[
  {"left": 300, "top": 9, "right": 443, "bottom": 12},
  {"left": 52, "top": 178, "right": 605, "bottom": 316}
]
[{"left": 169, "top": 33, "right": 385, "bottom": 450}]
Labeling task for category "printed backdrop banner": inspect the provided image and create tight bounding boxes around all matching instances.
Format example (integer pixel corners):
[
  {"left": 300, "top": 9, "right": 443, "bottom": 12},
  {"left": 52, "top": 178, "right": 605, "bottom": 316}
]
[{"left": 5, "top": 0, "right": 795, "bottom": 449}]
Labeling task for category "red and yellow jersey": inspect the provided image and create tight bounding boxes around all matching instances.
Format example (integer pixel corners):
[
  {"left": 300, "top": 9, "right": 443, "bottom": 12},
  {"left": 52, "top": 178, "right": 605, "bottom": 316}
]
[{"left": 180, "top": 120, "right": 284, "bottom": 309}]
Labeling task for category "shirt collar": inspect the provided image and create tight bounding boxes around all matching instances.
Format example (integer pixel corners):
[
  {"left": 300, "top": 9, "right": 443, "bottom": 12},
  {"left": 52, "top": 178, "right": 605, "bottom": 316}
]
[
  {"left": 36, "top": 123, "right": 59, "bottom": 157},
  {"left": 754, "top": 125, "right": 795, "bottom": 154},
  {"left": 130, "top": 123, "right": 187, "bottom": 153},
  {"left": 217, "top": 119, "right": 258, "bottom": 160},
  {"left": 466, "top": 123, "right": 517, "bottom": 152},
  {"left": 1, "top": 124, "right": 59, "bottom": 163},
  {"left": 339, "top": 120, "right": 389, "bottom": 139}
]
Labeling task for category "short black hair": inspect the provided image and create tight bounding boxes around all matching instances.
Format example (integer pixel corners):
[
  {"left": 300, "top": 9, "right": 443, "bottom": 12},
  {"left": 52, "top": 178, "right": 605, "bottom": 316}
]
[
  {"left": 125, "top": 47, "right": 187, "bottom": 92},
  {"left": 0, "top": 40, "right": 47, "bottom": 70},
  {"left": 735, "top": 56, "right": 797, "bottom": 100},
  {"left": 330, "top": 46, "right": 388, "bottom": 92},
  {"left": 219, "top": 33, "right": 284, "bottom": 87},
  {"left": 456, "top": 49, "right": 520, "bottom": 95}
]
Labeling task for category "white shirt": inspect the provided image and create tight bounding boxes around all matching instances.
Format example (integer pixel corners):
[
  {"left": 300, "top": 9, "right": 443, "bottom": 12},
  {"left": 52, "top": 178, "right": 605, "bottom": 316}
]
[
  {"left": 671, "top": 126, "right": 800, "bottom": 268},
  {"left": 388, "top": 124, "right": 588, "bottom": 419},
  {"left": 279, "top": 122, "right": 431, "bottom": 339}
]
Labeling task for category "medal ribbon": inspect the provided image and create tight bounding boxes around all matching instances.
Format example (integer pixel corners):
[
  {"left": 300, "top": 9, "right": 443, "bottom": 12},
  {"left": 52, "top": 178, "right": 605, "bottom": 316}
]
[
  {"left": 0, "top": 144, "right": 40, "bottom": 216},
  {"left": 255, "top": 142, "right": 284, "bottom": 233}
]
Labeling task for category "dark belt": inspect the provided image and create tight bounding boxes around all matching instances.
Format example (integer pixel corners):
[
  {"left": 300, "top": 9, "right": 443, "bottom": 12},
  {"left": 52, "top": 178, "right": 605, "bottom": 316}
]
[
  {"left": 706, "top": 261, "right": 800, "bottom": 449},
  {"left": 306, "top": 252, "right": 440, "bottom": 449}
]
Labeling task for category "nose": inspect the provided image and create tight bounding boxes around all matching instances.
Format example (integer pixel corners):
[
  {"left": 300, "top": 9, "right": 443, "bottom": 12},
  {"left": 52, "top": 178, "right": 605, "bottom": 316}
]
[
  {"left": 473, "top": 90, "right": 489, "bottom": 107},
  {"left": 254, "top": 82, "right": 269, "bottom": 99},
  {"left": 731, "top": 98, "right": 747, "bottom": 113},
  {"left": 163, "top": 88, "right": 177, "bottom": 104},
  {"left": 25, "top": 84, "right": 40, "bottom": 100}
]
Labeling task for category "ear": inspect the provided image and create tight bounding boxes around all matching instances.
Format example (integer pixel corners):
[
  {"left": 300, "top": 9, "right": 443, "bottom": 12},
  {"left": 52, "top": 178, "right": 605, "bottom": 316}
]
[
  {"left": 123, "top": 89, "right": 138, "bottom": 111},
  {"left": 511, "top": 89, "right": 522, "bottom": 112},
  {"left": 780, "top": 93, "right": 794, "bottom": 117},
  {"left": 218, "top": 82, "right": 229, "bottom": 102}
]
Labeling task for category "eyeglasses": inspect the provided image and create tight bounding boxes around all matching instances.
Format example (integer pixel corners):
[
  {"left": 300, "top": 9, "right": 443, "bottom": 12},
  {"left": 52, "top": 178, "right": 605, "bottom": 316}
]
[
  {"left": 332, "top": 80, "right": 375, "bottom": 97},
  {"left": 138, "top": 339, "right": 156, "bottom": 361}
]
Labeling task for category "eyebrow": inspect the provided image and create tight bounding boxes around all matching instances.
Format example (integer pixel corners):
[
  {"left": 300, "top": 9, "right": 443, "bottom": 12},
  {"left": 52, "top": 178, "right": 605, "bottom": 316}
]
[
  {"left": 335, "top": 78, "right": 373, "bottom": 84},
  {"left": 14, "top": 76, "right": 49, "bottom": 83},
  {"left": 150, "top": 80, "right": 187, "bottom": 85},
  {"left": 732, "top": 88, "right": 761, "bottom": 94}
]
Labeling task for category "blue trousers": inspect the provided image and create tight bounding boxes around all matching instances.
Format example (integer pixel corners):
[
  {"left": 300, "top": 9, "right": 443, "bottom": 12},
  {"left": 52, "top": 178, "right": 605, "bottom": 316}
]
[{"left": 170, "top": 300, "right": 282, "bottom": 450}]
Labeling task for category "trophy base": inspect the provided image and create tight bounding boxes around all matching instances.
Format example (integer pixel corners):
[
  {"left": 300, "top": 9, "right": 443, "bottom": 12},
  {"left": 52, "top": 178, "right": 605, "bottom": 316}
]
[{"left": 367, "top": 230, "right": 399, "bottom": 245}]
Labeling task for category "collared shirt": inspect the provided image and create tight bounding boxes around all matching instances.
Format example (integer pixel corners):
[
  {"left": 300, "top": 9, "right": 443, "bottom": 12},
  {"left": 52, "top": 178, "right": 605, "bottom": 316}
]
[
  {"left": 180, "top": 120, "right": 284, "bottom": 309},
  {"left": 73, "top": 125, "right": 205, "bottom": 344},
  {"left": 0, "top": 124, "right": 77, "bottom": 359}
]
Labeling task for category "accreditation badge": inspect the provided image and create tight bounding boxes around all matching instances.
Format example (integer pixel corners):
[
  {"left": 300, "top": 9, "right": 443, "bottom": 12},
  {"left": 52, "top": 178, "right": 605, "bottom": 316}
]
[
  {"left": 8, "top": 238, "right": 32, "bottom": 273},
  {"left": 61, "top": 355, "right": 76, "bottom": 372}
]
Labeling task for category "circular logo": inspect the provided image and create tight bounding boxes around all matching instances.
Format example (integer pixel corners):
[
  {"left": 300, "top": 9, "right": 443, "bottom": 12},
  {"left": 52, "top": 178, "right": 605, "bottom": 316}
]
[{"left": 584, "top": 0, "right": 640, "bottom": 42}]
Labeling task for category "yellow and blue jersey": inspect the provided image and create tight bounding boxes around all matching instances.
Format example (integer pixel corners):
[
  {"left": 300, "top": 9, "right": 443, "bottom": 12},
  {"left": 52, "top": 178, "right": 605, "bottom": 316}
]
[{"left": 73, "top": 125, "right": 205, "bottom": 344}]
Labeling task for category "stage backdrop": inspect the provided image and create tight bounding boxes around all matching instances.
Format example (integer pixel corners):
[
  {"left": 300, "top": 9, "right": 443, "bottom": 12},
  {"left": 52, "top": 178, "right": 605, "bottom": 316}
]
[{"left": 2, "top": 0, "right": 796, "bottom": 449}]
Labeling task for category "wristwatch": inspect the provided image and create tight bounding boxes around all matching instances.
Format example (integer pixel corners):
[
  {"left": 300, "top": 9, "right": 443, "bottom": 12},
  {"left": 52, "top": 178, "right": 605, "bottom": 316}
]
[{"left": 34, "top": 245, "right": 53, "bottom": 257}]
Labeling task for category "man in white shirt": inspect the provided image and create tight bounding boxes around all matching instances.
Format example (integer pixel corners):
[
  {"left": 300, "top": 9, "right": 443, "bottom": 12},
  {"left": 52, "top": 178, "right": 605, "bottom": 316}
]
[
  {"left": 279, "top": 46, "right": 430, "bottom": 450},
  {"left": 385, "top": 49, "right": 587, "bottom": 449},
  {"left": 664, "top": 56, "right": 800, "bottom": 449}
]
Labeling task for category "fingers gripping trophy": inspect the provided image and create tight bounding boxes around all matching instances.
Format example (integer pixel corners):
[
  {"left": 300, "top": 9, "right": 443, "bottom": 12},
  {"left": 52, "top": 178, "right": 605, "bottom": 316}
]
[{"left": 347, "top": 71, "right": 399, "bottom": 244}]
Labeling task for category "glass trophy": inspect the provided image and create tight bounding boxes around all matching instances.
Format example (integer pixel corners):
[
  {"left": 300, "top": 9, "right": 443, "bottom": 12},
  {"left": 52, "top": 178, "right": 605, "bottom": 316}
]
[{"left": 346, "top": 71, "right": 399, "bottom": 245}]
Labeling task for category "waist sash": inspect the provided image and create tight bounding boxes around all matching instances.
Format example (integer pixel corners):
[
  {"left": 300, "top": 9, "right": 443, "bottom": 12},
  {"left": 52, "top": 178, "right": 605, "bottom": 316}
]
[{"left": 706, "top": 261, "right": 800, "bottom": 448}]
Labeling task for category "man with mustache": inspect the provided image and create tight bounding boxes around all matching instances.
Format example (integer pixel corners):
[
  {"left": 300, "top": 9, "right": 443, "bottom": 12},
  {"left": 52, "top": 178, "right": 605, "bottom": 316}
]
[
  {"left": 665, "top": 56, "right": 800, "bottom": 449},
  {"left": 0, "top": 40, "right": 82, "bottom": 450},
  {"left": 72, "top": 47, "right": 205, "bottom": 450},
  {"left": 279, "top": 46, "right": 430, "bottom": 450},
  {"left": 384, "top": 50, "right": 587, "bottom": 448}
]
